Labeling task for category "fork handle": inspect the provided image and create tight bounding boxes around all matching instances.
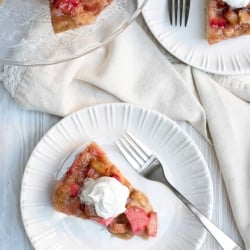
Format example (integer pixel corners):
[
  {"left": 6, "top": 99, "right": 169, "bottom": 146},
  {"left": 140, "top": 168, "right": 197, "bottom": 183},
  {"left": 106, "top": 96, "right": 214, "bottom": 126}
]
[
  {"left": 166, "top": 179, "right": 243, "bottom": 250},
  {"left": 143, "top": 161, "right": 243, "bottom": 249}
]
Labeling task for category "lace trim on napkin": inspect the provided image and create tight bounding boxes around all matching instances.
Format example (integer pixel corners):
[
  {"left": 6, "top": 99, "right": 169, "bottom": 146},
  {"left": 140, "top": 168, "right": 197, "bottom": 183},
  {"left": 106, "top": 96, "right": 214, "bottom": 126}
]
[{"left": 0, "top": 65, "right": 27, "bottom": 98}]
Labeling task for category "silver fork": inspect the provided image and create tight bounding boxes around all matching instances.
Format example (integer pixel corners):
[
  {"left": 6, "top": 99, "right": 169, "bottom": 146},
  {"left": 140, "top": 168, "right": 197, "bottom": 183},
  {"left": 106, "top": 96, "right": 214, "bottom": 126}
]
[
  {"left": 168, "top": 0, "right": 191, "bottom": 27},
  {"left": 116, "top": 131, "right": 243, "bottom": 250}
]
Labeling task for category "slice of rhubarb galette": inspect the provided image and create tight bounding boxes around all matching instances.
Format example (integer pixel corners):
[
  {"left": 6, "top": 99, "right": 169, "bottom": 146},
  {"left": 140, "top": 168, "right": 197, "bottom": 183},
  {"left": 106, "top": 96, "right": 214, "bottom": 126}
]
[
  {"left": 207, "top": 0, "right": 250, "bottom": 44},
  {"left": 53, "top": 142, "right": 158, "bottom": 239},
  {"left": 49, "top": 0, "right": 113, "bottom": 33}
]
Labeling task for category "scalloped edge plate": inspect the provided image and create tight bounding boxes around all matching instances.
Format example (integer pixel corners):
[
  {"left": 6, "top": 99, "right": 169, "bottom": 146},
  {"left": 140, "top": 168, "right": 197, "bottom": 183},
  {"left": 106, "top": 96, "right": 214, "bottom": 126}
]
[
  {"left": 20, "top": 103, "right": 213, "bottom": 250},
  {"left": 142, "top": 0, "right": 250, "bottom": 75}
]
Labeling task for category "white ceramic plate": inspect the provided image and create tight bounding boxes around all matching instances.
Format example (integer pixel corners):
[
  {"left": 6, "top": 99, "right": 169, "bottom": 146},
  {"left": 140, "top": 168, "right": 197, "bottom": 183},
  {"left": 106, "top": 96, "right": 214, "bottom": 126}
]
[
  {"left": 142, "top": 0, "right": 250, "bottom": 75},
  {"left": 20, "top": 103, "right": 213, "bottom": 250}
]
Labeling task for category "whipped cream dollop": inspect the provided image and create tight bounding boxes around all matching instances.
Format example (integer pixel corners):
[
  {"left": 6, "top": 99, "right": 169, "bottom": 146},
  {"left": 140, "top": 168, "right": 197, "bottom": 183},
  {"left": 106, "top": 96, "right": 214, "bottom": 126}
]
[
  {"left": 79, "top": 176, "right": 130, "bottom": 219},
  {"left": 223, "top": 0, "right": 249, "bottom": 8}
]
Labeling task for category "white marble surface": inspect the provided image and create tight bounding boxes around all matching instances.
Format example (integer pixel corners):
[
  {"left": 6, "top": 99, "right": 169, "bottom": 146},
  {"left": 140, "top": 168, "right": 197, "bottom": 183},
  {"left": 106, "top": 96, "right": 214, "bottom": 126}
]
[{"left": 0, "top": 82, "right": 243, "bottom": 250}]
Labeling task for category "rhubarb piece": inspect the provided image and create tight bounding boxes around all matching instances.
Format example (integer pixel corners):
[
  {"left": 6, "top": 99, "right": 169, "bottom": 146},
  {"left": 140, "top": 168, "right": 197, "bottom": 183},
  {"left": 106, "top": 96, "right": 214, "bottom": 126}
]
[
  {"left": 146, "top": 212, "right": 158, "bottom": 237},
  {"left": 125, "top": 207, "right": 150, "bottom": 235}
]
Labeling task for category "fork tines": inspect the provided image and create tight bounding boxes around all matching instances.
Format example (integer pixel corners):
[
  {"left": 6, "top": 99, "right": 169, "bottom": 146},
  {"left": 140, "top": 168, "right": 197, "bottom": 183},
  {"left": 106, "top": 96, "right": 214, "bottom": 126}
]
[
  {"left": 116, "top": 131, "right": 152, "bottom": 171},
  {"left": 168, "top": 0, "right": 190, "bottom": 27}
]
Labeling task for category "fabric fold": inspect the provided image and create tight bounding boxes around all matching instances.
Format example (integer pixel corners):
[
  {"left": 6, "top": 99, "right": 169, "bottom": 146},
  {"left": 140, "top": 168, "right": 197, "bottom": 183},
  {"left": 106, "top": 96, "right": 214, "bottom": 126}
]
[
  {"left": 0, "top": 23, "right": 207, "bottom": 139},
  {"left": 193, "top": 69, "right": 250, "bottom": 249},
  {"left": 211, "top": 74, "right": 250, "bottom": 102}
]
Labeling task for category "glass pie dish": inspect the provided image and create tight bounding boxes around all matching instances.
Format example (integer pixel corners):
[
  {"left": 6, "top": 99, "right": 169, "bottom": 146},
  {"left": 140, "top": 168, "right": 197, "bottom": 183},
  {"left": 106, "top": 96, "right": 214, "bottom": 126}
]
[{"left": 0, "top": 0, "right": 148, "bottom": 65}]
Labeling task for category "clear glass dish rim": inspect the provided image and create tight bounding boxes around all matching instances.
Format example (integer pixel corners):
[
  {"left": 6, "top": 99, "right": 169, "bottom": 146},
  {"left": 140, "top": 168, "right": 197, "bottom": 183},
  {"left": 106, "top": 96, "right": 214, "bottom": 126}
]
[{"left": 1, "top": 0, "right": 149, "bottom": 66}]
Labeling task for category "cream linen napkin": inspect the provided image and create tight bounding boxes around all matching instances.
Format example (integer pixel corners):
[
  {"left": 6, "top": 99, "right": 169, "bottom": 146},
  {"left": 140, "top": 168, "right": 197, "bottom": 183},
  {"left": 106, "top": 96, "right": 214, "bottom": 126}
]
[
  {"left": 1, "top": 22, "right": 250, "bottom": 249},
  {"left": 0, "top": 22, "right": 207, "bottom": 138},
  {"left": 193, "top": 70, "right": 250, "bottom": 249}
]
